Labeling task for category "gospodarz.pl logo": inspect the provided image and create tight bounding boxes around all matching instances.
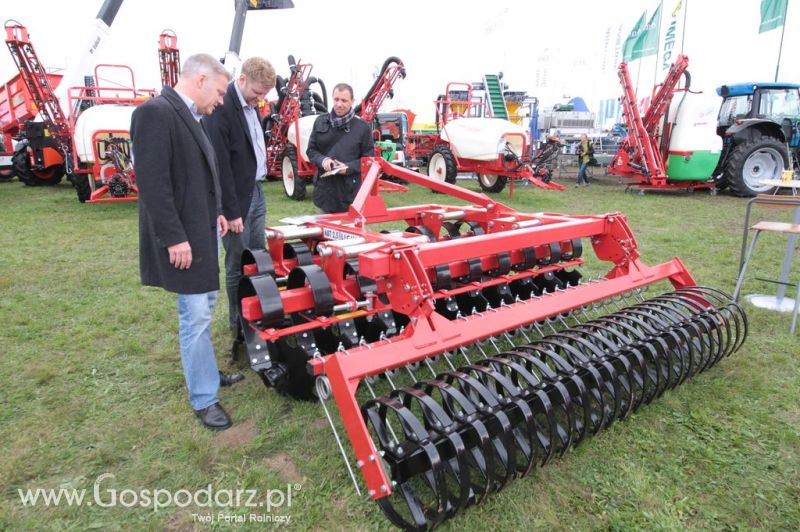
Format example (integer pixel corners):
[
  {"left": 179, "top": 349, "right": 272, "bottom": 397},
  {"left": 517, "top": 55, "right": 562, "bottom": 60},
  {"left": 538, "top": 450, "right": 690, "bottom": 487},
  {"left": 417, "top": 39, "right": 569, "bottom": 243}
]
[{"left": 18, "top": 473, "right": 299, "bottom": 523}]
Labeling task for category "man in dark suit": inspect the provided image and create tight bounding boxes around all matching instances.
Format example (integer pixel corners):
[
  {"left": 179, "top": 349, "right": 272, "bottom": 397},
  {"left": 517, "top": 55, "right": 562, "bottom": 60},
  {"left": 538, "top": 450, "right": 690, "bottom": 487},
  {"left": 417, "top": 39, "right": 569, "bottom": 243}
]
[
  {"left": 204, "top": 57, "right": 275, "bottom": 342},
  {"left": 131, "top": 54, "right": 235, "bottom": 431}
]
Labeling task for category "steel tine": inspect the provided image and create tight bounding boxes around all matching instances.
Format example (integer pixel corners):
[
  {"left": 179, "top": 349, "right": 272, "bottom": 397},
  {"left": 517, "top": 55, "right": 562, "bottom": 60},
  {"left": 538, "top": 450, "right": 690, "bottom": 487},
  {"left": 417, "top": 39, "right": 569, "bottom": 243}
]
[
  {"left": 423, "top": 357, "right": 439, "bottom": 378},
  {"left": 362, "top": 378, "right": 402, "bottom": 445},
  {"left": 474, "top": 340, "right": 491, "bottom": 359},
  {"left": 513, "top": 327, "right": 532, "bottom": 344},
  {"left": 458, "top": 346, "right": 473, "bottom": 365},
  {"left": 488, "top": 335, "right": 504, "bottom": 354},
  {"left": 442, "top": 351, "right": 458, "bottom": 371},
  {"left": 384, "top": 369, "right": 398, "bottom": 390},
  {"left": 316, "top": 378, "right": 362, "bottom": 496}
]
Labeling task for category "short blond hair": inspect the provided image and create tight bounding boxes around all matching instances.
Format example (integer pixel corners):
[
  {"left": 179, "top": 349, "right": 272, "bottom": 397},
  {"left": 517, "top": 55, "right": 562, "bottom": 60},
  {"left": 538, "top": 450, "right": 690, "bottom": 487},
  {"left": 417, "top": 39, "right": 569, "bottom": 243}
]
[{"left": 241, "top": 57, "right": 276, "bottom": 88}]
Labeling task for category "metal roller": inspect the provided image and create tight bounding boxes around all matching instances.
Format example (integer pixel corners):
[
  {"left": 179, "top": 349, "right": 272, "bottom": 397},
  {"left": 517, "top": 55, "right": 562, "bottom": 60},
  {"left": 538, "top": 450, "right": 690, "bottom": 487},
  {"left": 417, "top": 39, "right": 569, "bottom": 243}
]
[{"left": 366, "top": 288, "right": 747, "bottom": 530}]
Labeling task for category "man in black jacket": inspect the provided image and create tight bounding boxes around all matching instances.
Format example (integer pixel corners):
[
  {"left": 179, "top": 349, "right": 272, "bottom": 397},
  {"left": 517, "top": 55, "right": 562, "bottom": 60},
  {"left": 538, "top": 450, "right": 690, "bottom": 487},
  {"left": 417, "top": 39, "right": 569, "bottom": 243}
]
[
  {"left": 131, "top": 54, "right": 234, "bottom": 431},
  {"left": 204, "top": 57, "right": 275, "bottom": 340},
  {"left": 307, "top": 83, "right": 373, "bottom": 214}
]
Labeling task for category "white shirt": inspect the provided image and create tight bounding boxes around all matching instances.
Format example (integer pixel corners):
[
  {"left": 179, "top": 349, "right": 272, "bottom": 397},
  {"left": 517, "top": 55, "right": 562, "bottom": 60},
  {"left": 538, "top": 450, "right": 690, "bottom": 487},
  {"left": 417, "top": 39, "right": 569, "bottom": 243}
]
[
  {"left": 234, "top": 81, "right": 267, "bottom": 182},
  {"left": 173, "top": 87, "right": 203, "bottom": 122}
]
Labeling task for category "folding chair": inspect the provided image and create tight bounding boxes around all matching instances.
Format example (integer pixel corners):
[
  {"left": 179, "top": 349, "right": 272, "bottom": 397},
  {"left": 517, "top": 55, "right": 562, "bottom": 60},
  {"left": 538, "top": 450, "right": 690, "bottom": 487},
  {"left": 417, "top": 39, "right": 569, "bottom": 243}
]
[{"left": 733, "top": 194, "right": 800, "bottom": 334}]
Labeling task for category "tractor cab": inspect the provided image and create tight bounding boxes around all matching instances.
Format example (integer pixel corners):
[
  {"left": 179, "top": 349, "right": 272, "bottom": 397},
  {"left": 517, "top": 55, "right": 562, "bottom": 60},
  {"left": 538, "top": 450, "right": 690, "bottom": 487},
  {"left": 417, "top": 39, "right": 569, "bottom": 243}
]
[{"left": 717, "top": 83, "right": 800, "bottom": 146}]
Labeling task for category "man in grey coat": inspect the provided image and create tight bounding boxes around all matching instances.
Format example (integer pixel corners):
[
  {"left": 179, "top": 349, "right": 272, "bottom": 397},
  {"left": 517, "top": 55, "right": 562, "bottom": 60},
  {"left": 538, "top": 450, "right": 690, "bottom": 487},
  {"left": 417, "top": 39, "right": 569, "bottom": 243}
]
[{"left": 131, "top": 54, "right": 234, "bottom": 430}]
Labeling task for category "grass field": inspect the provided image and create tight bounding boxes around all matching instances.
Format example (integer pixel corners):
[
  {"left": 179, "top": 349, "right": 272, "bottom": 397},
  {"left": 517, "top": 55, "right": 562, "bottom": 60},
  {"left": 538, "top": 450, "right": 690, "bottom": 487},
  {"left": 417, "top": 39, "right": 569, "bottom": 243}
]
[{"left": 1, "top": 171, "right": 798, "bottom": 531}]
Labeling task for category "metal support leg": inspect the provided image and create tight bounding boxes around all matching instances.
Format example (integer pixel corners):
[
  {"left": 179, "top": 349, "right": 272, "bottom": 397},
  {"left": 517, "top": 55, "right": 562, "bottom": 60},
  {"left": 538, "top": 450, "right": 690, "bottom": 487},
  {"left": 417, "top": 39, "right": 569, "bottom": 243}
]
[
  {"left": 733, "top": 230, "right": 763, "bottom": 301},
  {"left": 791, "top": 281, "right": 800, "bottom": 335},
  {"left": 774, "top": 207, "right": 800, "bottom": 303}
]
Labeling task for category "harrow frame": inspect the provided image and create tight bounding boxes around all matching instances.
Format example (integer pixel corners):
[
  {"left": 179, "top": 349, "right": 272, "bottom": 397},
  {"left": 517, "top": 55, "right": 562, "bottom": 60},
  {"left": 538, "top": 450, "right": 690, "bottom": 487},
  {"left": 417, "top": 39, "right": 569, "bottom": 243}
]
[
  {"left": 242, "top": 158, "right": 697, "bottom": 494},
  {"left": 236, "top": 158, "right": 745, "bottom": 528}
]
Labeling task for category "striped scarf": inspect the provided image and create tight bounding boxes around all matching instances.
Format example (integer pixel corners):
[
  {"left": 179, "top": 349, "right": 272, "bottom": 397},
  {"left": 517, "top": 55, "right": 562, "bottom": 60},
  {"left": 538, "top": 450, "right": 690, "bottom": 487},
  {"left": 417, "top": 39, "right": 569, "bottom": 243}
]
[{"left": 329, "top": 107, "right": 355, "bottom": 129}]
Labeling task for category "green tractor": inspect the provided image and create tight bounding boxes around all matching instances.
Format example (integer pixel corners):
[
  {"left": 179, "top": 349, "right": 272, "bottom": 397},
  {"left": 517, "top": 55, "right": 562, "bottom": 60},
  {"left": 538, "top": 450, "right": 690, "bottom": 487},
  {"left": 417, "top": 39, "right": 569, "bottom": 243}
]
[{"left": 714, "top": 82, "right": 800, "bottom": 196}]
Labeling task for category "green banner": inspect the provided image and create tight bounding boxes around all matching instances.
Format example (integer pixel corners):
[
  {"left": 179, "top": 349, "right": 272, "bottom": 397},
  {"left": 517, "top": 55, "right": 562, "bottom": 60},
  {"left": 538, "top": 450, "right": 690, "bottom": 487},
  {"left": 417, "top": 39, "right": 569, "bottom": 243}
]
[
  {"left": 623, "top": 11, "right": 647, "bottom": 62},
  {"left": 759, "top": 0, "right": 788, "bottom": 33},
  {"left": 632, "top": 4, "right": 662, "bottom": 60}
]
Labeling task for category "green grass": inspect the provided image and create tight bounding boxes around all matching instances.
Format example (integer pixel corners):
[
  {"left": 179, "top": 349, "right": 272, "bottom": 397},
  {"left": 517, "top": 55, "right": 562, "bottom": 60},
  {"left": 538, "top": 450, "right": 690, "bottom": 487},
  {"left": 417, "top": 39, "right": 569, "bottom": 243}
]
[{"left": 1, "top": 171, "right": 798, "bottom": 531}]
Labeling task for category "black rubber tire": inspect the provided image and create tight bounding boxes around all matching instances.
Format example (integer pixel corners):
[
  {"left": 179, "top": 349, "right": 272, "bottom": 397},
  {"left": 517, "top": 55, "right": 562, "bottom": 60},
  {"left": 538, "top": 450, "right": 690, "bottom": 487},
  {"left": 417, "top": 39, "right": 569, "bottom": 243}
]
[
  {"left": 477, "top": 173, "right": 508, "bottom": 193},
  {"left": 427, "top": 145, "right": 457, "bottom": 185},
  {"left": 725, "top": 135, "right": 785, "bottom": 197},
  {"left": 712, "top": 173, "right": 729, "bottom": 191},
  {"left": 12, "top": 148, "right": 63, "bottom": 186},
  {"left": 12, "top": 149, "right": 34, "bottom": 186},
  {"left": 0, "top": 164, "right": 15, "bottom": 182},
  {"left": 281, "top": 145, "right": 306, "bottom": 201},
  {"left": 69, "top": 173, "right": 92, "bottom": 203}
]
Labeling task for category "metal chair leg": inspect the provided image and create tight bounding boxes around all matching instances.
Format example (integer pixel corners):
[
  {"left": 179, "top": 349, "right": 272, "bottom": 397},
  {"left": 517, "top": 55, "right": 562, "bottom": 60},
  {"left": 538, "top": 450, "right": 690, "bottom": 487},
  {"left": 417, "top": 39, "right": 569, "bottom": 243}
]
[
  {"left": 733, "top": 230, "right": 763, "bottom": 301},
  {"left": 791, "top": 281, "right": 800, "bottom": 335}
]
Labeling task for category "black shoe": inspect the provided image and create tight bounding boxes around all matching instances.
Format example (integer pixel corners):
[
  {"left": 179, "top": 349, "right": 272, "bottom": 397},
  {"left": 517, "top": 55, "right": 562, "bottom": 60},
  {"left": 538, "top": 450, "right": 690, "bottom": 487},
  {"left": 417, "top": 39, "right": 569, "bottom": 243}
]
[
  {"left": 194, "top": 402, "right": 232, "bottom": 431},
  {"left": 219, "top": 371, "right": 245, "bottom": 387}
]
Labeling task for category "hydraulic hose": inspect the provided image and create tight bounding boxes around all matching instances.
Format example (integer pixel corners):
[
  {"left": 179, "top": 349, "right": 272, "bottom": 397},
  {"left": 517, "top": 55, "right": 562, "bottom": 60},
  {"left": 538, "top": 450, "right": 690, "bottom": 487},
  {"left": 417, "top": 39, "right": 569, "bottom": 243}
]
[{"left": 354, "top": 56, "right": 405, "bottom": 115}]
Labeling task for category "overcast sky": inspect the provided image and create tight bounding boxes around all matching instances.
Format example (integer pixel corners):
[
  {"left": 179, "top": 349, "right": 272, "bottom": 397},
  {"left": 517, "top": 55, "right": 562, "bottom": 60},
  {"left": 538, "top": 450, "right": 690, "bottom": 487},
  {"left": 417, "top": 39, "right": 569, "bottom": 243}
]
[{"left": 2, "top": 0, "right": 798, "bottom": 123}]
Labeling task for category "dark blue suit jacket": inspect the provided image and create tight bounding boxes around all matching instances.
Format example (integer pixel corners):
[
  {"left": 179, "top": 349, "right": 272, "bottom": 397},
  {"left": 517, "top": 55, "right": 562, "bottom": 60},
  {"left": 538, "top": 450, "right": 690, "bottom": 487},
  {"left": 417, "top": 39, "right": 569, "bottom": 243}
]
[{"left": 204, "top": 82, "right": 260, "bottom": 222}]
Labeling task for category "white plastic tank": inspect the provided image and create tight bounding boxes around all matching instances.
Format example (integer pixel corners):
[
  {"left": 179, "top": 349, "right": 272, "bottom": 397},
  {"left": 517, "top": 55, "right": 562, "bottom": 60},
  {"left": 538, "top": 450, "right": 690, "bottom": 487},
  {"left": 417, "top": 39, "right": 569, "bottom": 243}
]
[
  {"left": 73, "top": 104, "right": 137, "bottom": 163},
  {"left": 664, "top": 91, "right": 722, "bottom": 181},
  {"left": 287, "top": 115, "right": 318, "bottom": 163},
  {"left": 440, "top": 117, "right": 528, "bottom": 161}
]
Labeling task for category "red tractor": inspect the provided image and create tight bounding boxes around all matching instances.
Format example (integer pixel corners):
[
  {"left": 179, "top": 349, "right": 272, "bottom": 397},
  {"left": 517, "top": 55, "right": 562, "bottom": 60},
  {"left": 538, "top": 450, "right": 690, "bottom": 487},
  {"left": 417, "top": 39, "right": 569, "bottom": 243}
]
[{"left": 406, "top": 82, "right": 566, "bottom": 196}]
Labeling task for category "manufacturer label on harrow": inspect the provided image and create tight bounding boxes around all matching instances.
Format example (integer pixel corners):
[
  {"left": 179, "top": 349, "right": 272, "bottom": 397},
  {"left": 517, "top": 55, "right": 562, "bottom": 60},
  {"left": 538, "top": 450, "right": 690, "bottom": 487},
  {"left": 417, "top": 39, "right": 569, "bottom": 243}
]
[{"left": 323, "top": 228, "right": 360, "bottom": 241}]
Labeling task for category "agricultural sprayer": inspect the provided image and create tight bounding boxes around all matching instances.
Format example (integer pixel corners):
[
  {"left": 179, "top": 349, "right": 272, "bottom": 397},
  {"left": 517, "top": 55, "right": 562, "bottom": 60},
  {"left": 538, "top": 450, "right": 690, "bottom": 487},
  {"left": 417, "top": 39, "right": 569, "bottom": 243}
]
[
  {"left": 265, "top": 55, "right": 407, "bottom": 200},
  {"left": 236, "top": 157, "right": 747, "bottom": 529},
  {"left": 609, "top": 55, "right": 721, "bottom": 193},
  {"left": 1, "top": 2, "right": 159, "bottom": 203},
  {"left": 407, "top": 83, "right": 566, "bottom": 196}
]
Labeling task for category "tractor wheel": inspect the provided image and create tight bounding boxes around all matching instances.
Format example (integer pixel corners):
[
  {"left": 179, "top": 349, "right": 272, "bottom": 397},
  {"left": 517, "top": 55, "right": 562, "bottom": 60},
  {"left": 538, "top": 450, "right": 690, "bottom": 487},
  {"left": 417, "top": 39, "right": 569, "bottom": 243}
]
[
  {"left": 427, "top": 145, "right": 457, "bottom": 185},
  {"left": 281, "top": 145, "right": 306, "bottom": 201},
  {"left": 725, "top": 136, "right": 785, "bottom": 196},
  {"left": 711, "top": 173, "right": 729, "bottom": 191},
  {"left": 477, "top": 173, "right": 508, "bottom": 193},
  {"left": 0, "top": 164, "right": 15, "bottom": 182},
  {"left": 12, "top": 149, "right": 34, "bottom": 186},
  {"left": 12, "top": 148, "right": 63, "bottom": 186},
  {"left": 69, "top": 173, "right": 92, "bottom": 203}
]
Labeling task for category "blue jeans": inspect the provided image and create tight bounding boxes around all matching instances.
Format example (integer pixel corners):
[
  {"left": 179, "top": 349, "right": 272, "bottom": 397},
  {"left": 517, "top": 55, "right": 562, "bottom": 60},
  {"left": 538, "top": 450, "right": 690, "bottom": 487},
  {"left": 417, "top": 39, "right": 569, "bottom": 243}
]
[
  {"left": 177, "top": 291, "right": 220, "bottom": 410},
  {"left": 577, "top": 162, "right": 590, "bottom": 184},
  {"left": 223, "top": 182, "right": 266, "bottom": 331},
  {"left": 243, "top": 182, "right": 266, "bottom": 250}
]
